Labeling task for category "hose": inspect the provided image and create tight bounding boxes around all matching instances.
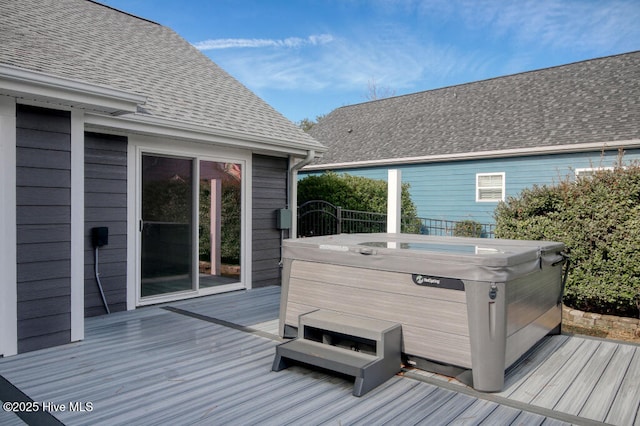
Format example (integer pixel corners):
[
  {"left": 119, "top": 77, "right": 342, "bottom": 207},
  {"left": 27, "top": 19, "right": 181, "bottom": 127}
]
[
  {"left": 94, "top": 247, "right": 110, "bottom": 314},
  {"left": 558, "top": 251, "right": 571, "bottom": 306}
]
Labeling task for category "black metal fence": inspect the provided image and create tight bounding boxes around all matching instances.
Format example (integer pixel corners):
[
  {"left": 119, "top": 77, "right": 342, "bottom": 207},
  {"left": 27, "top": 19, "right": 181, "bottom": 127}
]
[
  {"left": 298, "top": 200, "right": 495, "bottom": 238},
  {"left": 410, "top": 217, "right": 496, "bottom": 238}
]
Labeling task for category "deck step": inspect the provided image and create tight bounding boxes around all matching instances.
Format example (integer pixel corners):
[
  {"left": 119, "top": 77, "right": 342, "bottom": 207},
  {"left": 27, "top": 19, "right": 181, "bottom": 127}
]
[
  {"left": 272, "top": 310, "right": 402, "bottom": 397},
  {"left": 274, "top": 339, "right": 377, "bottom": 376}
]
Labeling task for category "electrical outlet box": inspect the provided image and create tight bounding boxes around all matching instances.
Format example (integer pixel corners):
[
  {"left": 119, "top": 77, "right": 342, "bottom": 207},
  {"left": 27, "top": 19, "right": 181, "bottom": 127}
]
[
  {"left": 92, "top": 227, "right": 109, "bottom": 247},
  {"left": 276, "top": 208, "right": 292, "bottom": 230}
]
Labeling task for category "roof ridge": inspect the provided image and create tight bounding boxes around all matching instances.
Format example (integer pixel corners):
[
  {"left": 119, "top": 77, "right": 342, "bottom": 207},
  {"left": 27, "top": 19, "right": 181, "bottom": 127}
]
[
  {"left": 336, "top": 50, "right": 640, "bottom": 111},
  {"left": 87, "top": 0, "right": 161, "bottom": 26}
]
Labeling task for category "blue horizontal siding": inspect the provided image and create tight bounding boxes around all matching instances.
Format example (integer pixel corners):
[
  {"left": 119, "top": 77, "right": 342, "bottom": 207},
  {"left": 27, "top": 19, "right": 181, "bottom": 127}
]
[{"left": 300, "top": 148, "right": 640, "bottom": 225}]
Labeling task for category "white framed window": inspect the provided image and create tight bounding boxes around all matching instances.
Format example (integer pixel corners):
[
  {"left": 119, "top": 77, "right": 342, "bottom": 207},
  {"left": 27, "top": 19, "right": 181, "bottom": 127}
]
[
  {"left": 476, "top": 172, "right": 505, "bottom": 202},
  {"left": 575, "top": 167, "right": 614, "bottom": 179}
]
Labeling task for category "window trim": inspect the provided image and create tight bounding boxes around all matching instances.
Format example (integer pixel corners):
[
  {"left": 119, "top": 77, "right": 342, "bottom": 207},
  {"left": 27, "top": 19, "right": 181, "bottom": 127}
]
[
  {"left": 476, "top": 172, "right": 505, "bottom": 202},
  {"left": 575, "top": 167, "right": 614, "bottom": 179}
]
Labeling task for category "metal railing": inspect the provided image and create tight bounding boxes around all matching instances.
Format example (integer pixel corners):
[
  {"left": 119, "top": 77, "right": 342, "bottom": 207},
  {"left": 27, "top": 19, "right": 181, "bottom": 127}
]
[
  {"left": 298, "top": 200, "right": 495, "bottom": 238},
  {"left": 408, "top": 217, "right": 495, "bottom": 238}
]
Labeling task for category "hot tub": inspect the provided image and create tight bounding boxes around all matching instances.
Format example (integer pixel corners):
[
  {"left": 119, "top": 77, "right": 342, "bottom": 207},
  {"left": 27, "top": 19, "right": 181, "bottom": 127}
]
[{"left": 278, "top": 233, "right": 567, "bottom": 391}]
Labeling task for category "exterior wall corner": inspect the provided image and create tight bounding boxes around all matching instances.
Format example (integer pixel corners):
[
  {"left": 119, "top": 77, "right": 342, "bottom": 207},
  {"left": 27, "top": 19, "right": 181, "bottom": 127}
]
[{"left": 0, "top": 96, "right": 17, "bottom": 356}]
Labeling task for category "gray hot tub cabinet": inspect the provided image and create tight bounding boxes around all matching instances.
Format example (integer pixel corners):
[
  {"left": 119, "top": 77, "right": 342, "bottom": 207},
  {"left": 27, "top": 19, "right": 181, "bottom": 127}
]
[{"left": 278, "top": 233, "right": 567, "bottom": 392}]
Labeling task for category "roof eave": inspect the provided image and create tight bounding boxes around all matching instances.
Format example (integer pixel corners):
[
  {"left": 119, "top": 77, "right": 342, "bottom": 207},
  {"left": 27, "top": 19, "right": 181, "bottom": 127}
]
[
  {"left": 0, "top": 64, "right": 147, "bottom": 115},
  {"left": 85, "top": 112, "right": 327, "bottom": 158},
  {"left": 302, "top": 139, "right": 640, "bottom": 170},
  {"left": 0, "top": 64, "right": 325, "bottom": 158}
]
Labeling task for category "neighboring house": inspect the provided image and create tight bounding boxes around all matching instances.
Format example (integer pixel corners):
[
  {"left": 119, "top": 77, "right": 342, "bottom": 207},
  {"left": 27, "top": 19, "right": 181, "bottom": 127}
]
[
  {"left": 0, "top": 0, "right": 325, "bottom": 355},
  {"left": 305, "top": 51, "right": 640, "bottom": 227}
]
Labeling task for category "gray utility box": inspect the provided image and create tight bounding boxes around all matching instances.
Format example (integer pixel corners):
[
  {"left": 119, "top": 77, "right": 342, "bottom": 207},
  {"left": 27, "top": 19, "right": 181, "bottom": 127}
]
[{"left": 279, "top": 233, "right": 567, "bottom": 392}]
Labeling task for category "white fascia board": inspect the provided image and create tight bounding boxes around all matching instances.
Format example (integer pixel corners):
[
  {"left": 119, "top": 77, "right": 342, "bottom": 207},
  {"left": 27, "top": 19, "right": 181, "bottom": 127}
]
[
  {"left": 85, "top": 113, "right": 326, "bottom": 158},
  {"left": 0, "top": 64, "right": 146, "bottom": 115},
  {"left": 303, "top": 139, "right": 640, "bottom": 171}
]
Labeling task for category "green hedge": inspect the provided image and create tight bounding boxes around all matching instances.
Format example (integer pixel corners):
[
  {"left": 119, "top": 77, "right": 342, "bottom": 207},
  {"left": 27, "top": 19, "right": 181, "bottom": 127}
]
[
  {"left": 453, "top": 220, "right": 484, "bottom": 237},
  {"left": 494, "top": 159, "right": 640, "bottom": 318},
  {"left": 298, "top": 172, "right": 421, "bottom": 233}
]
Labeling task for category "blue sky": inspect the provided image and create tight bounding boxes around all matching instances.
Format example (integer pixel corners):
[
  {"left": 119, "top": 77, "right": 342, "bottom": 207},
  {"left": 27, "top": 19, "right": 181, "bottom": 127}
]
[{"left": 99, "top": 0, "right": 639, "bottom": 124}]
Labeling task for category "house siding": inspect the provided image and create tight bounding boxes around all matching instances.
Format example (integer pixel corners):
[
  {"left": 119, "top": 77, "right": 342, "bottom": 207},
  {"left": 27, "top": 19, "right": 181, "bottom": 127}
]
[
  {"left": 252, "top": 154, "right": 289, "bottom": 287},
  {"left": 16, "top": 105, "right": 71, "bottom": 353},
  {"left": 302, "top": 148, "right": 640, "bottom": 225},
  {"left": 84, "top": 133, "right": 128, "bottom": 317}
]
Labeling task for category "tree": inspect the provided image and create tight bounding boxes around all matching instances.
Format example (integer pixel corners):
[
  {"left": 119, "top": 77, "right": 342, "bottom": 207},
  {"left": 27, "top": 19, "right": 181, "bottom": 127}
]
[
  {"left": 297, "top": 114, "right": 326, "bottom": 133},
  {"left": 365, "top": 78, "right": 396, "bottom": 101}
]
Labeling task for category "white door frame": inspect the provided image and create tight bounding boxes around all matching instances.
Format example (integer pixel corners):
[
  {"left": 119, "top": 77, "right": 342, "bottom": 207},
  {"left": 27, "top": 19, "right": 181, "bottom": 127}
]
[{"left": 127, "top": 136, "right": 251, "bottom": 308}]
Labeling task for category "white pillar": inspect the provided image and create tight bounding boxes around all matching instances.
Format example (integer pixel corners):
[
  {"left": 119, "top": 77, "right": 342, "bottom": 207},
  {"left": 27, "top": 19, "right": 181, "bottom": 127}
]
[
  {"left": 70, "top": 109, "right": 85, "bottom": 342},
  {"left": 0, "top": 96, "right": 17, "bottom": 356},
  {"left": 387, "top": 169, "right": 402, "bottom": 234}
]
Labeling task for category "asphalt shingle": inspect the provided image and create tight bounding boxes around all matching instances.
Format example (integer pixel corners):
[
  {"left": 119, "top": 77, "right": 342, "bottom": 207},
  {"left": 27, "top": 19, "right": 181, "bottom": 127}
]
[
  {"left": 0, "top": 0, "right": 323, "bottom": 150},
  {"left": 309, "top": 51, "right": 640, "bottom": 165}
]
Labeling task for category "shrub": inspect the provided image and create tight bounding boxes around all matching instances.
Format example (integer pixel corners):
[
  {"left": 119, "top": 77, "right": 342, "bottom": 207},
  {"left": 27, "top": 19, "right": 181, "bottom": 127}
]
[
  {"left": 453, "top": 220, "right": 484, "bottom": 237},
  {"left": 494, "top": 156, "right": 640, "bottom": 318},
  {"left": 298, "top": 172, "right": 420, "bottom": 233}
]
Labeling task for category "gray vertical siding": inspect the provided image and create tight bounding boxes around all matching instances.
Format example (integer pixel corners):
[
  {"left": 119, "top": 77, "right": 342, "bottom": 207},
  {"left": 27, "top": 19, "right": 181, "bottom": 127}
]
[
  {"left": 252, "top": 154, "right": 289, "bottom": 288},
  {"left": 84, "top": 133, "right": 128, "bottom": 317},
  {"left": 16, "top": 105, "right": 71, "bottom": 353}
]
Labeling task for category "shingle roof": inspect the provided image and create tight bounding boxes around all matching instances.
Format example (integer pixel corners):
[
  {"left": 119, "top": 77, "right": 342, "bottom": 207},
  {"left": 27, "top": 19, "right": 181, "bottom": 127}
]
[
  {"left": 309, "top": 51, "right": 640, "bottom": 166},
  {"left": 0, "top": 0, "right": 324, "bottom": 151}
]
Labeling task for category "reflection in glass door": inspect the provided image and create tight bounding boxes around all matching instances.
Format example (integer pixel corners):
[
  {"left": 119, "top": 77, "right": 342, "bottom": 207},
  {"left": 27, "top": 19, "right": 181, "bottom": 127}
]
[
  {"left": 141, "top": 155, "right": 193, "bottom": 297},
  {"left": 199, "top": 160, "right": 242, "bottom": 288}
]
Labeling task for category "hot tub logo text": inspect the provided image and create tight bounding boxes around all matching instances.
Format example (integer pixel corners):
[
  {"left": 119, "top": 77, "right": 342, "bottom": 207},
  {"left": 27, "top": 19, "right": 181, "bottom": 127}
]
[
  {"left": 413, "top": 275, "right": 440, "bottom": 285},
  {"left": 411, "top": 274, "right": 465, "bottom": 291}
]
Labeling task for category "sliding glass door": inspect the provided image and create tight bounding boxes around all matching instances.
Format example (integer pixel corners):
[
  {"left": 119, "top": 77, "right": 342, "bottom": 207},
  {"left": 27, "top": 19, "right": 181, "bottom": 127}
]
[
  {"left": 141, "top": 155, "right": 194, "bottom": 297},
  {"left": 198, "top": 160, "right": 242, "bottom": 288},
  {"left": 139, "top": 152, "right": 243, "bottom": 301}
]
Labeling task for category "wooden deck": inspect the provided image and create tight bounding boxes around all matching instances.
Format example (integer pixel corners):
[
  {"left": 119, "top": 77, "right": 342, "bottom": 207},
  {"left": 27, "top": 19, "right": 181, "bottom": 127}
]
[{"left": 0, "top": 286, "right": 638, "bottom": 425}]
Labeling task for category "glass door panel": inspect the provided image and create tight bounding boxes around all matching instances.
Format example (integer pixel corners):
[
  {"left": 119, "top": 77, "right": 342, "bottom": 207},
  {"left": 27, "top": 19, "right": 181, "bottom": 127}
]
[
  {"left": 141, "top": 155, "right": 193, "bottom": 297},
  {"left": 199, "top": 161, "right": 242, "bottom": 288}
]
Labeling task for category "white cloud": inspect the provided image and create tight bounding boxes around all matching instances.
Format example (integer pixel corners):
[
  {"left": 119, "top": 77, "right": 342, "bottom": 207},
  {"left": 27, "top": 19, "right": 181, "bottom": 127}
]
[
  {"left": 194, "top": 34, "right": 334, "bottom": 50},
  {"left": 445, "top": 0, "right": 640, "bottom": 53},
  {"left": 198, "top": 0, "right": 640, "bottom": 109},
  {"left": 204, "top": 22, "right": 476, "bottom": 98}
]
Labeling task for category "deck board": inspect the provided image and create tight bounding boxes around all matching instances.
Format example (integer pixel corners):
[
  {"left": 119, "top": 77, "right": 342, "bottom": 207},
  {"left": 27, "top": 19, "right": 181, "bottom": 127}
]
[
  {"left": 551, "top": 340, "right": 618, "bottom": 415},
  {"left": 444, "top": 399, "right": 499, "bottom": 425},
  {"left": 1, "top": 286, "right": 638, "bottom": 425},
  {"left": 357, "top": 386, "right": 456, "bottom": 425},
  {"left": 579, "top": 343, "right": 636, "bottom": 421},
  {"left": 529, "top": 338, "right": 600, "bottom": 408},
  {"left": 168, "top": 286, "right": 281, "bottom": 327},
  {"left": 605, "top": 346, "right": 640, "bottom": 425},
  {"left": 416, "top": 392, "right": 479, "bottom": 424},
  {"left": 506, "top": 336, "right": 583, "bottom": 402},
  {"left": 500, "top": 334, "right": 569, "bottom": 395},
  {"left": 0, "top": 406, "right": 27, "bottom": 425},
  {"left": 478, "top": 404, "right": 524, "bottom": 425}
]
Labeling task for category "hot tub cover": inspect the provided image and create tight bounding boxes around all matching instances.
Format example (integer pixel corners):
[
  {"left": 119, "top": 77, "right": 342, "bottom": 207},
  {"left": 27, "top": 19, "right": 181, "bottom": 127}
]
[{"left": 283, "top": 233, "right": 565, "bottom": 283}]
